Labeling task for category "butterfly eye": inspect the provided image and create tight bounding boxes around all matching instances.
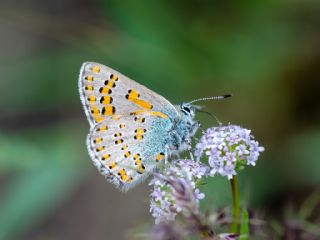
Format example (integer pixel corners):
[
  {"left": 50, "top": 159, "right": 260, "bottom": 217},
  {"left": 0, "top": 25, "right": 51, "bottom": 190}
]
[
  {"left": 181, "top": 106, "right": 191, "bottom": 115},
  {"left": 184, "top": 107, "right": 190, "bottom": 113}
]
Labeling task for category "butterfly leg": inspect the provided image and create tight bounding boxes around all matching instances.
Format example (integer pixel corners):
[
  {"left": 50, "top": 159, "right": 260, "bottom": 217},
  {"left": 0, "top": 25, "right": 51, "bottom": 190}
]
[
  {"left": 185, "top": 138, "right": 195, "bottom": 161},
  {"left": 192, "top": 136, "right": 199, "bottom": 141},
  {"left": 198, "top": 123, "right": 206, "bottom": 135},
  {"left": 189, "top": 151, "right": 194, "bottom": 161},
  {"left": 164, "top": 145, "right": 171, "bottom": 165}
]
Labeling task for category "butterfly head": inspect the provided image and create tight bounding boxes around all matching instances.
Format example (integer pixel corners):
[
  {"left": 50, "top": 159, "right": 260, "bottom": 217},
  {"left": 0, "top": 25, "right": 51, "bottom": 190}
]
[
  {"left": 179, "top": 102, "right": 198, "bottom": 117},
  {"left": 180, "top": 103, "right": 195, "bottom": 117}
]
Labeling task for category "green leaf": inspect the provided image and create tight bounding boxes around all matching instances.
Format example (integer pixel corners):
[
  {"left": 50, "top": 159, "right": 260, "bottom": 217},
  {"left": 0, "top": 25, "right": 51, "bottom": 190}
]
[{"left": 298, "top": 191, "right": 320, "bottom": 219}]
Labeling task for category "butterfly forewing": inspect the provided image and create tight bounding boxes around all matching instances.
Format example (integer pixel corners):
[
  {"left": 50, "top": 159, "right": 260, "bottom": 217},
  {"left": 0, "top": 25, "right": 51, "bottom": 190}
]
[
  {"left": 79, "top": 62, "right": 178, "bottom": 127},
  {"left": 79, "top": 62, "right": 176, "bottom": 191}
]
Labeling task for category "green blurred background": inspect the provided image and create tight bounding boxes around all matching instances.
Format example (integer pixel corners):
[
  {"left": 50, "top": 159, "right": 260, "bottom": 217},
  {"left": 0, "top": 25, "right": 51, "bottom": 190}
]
[{"left": 0, "top": 0, "right": 319, "bottom": 239}]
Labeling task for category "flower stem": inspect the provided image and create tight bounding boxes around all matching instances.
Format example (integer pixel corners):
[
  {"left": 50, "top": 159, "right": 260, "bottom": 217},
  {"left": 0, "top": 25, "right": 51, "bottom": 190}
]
[{"left": 230, "top": 175, "right": 240, "bottom": 233}]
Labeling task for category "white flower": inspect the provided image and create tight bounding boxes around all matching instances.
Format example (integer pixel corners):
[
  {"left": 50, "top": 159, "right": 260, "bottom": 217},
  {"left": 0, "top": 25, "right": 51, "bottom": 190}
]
[
  {"left": 149, "top": 159, "right": 208, "bottom": 223},
  {"left": 195, "top": 125, "right": 264, "bottom": 179}
]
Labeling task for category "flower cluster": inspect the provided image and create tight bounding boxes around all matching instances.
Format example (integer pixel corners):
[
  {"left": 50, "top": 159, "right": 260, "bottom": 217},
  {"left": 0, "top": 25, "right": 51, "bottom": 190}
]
[
  {"left": 195, "top": 125, "right": 265, "bottom": 179},
  {"left": 149, "top": 124, "right": 265, "bottom": 240},
  {"left": 149, "top": 159, "right": 209, "bottom": 223}
]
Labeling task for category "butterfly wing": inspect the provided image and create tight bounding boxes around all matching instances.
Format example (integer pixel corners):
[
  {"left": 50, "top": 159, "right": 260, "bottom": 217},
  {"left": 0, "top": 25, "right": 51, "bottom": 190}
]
[
  {"left": 87, "top": 113, "right": 170, "bottom": 191},
  {"left": 79, "top": 62, "right": 179, "bottom": 127},
  {"left": 79, "top": 62, "right": 178, "bottom": 191}
]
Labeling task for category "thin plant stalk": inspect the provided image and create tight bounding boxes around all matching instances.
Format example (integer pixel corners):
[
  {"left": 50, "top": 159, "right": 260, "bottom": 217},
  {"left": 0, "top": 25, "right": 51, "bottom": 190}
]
[{"left": 230, "top": 175, "right": 240, "bottom": 233}]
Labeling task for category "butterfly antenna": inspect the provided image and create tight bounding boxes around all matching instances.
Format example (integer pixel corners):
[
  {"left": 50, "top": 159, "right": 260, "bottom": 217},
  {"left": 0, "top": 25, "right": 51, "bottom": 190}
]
[
  {"left": 197, "top": 109, "right": 222, "bottom": 126},
  {"left": 188, "top": 94, "right": 232, "bottom": 104}
]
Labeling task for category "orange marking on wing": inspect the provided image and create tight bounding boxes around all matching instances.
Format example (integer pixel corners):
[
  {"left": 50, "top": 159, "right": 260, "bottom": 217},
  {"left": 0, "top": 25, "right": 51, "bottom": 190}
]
[
  {"left": 147, "top": 111, "right": 168, "bottom": 119},
  {"left": 96, "top": 146, "right": 105, "bottom": 152},
  {"left": 135, "top": 129, "right": 146, "bottom": 134},
  {"left": 92, "top": 66, "right": 100, "bottom": 73},
  {"left": 124, "top": 151, "right": 131, "bottom": 158},
  {"left": 114, "top": 132, "right": 122, "bottom": 137},
  {"left": 105, "top": 80, "right": 116, "bottom": 88},
  {"left": 85, "top": 85, "right": 93, "bottom": 91},
  {"left": 100, "top": 96, "right": 112, "bottom": 105},
  {"left": 110, "top": 74, "right": 119, "bottom": 81},
  {"left": 94, "top": 137, "right": 103, "bottom": 144},
  {"left": 134, "top": 134, "right": 143, "bottom": 140},
  {"left": 97, "top": 126, "right": 108, "bottom": 132},
  {"left": 121, "top": 145, "right": 128, "bottom": 150},
  {"left": 94, "top": 116, "right": 104, "bottom": 123},
  {"left": 137, "top": 163, "right": 145, "bottom": 174},
  {"left": 86, "top": 75, "right": 93, "bottom": 81},
  {"left": 122, "top": 174, "right": 132, "bottom": 183},
  {"left": 102, "top": 106, "right": 115, "bottom": 116},
  {"left": 88, "top": 95, "right": 96, "bottom": 103},
  {"left": 99, "top": 87, "right": 111, "bottom": 94},
  {"left": 135, "top": 159, "right": 141, "bottom": 165},
  {"left": 118, "top": 168, "right": 131, "bottom": 182},
  {"left": 156, "top": 152, "right": 165, "bottom": 161},
  {"left": 102, "top": 154, "right": 110, "bottom": 160},
  {"left": 130, "top": 110, "right": 167, "bottom": 119},
  {"left": 126, "top": 89, "right": 140, "bottom": 100},
  {"left": 90, "top": 106, "right": 105, "bottom": 122},
  {"left": 131, "top": 99, "right": 152, "bottom": 110},
  {"left": 115, "top": 139, "right": 124, "bottom": 144},
  {"left": 134, "top": 128, "right": 145, "bottom": 140},
  {"left": 109, "top": 162, "right": 116, "bottom": 169},
  {"left": 126, "top": 89, "right": 153, "bottom": 110},
  {"left": 91, "top": 106, "right": 99, "bottom": 115},
  {"left": 130, "top": 110, "right": 147, "bottom": 115},
  {"left": 119, "top": 168, "right": 126, "bottom": 175}
]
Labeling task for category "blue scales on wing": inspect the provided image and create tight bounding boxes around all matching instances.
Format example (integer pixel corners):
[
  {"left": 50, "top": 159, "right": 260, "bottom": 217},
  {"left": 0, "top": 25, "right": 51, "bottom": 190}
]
[{"left": 88, "top": 113, "right": 170, "bottom": 191}]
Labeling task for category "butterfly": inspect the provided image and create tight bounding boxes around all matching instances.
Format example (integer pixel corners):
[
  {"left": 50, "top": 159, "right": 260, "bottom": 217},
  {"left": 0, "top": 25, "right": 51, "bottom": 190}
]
[{"left": 79, "top": 62, "right": 200, "bottom": 191}]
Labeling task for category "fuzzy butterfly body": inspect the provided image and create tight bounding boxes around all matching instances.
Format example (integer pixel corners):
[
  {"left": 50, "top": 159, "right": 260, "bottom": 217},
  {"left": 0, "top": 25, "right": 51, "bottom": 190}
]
[{"left": 79, "top": 62, "right": 198, "bottom": 191}]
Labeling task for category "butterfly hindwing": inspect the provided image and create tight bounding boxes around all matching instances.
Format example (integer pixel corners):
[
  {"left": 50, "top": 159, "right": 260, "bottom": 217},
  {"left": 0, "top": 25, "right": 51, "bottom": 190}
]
[
  {"left": 79, "top": 62, "right": 178, "bottom": 127},
  {"left": 87, "top": 113, "right": 169, "bottom": 191}
]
